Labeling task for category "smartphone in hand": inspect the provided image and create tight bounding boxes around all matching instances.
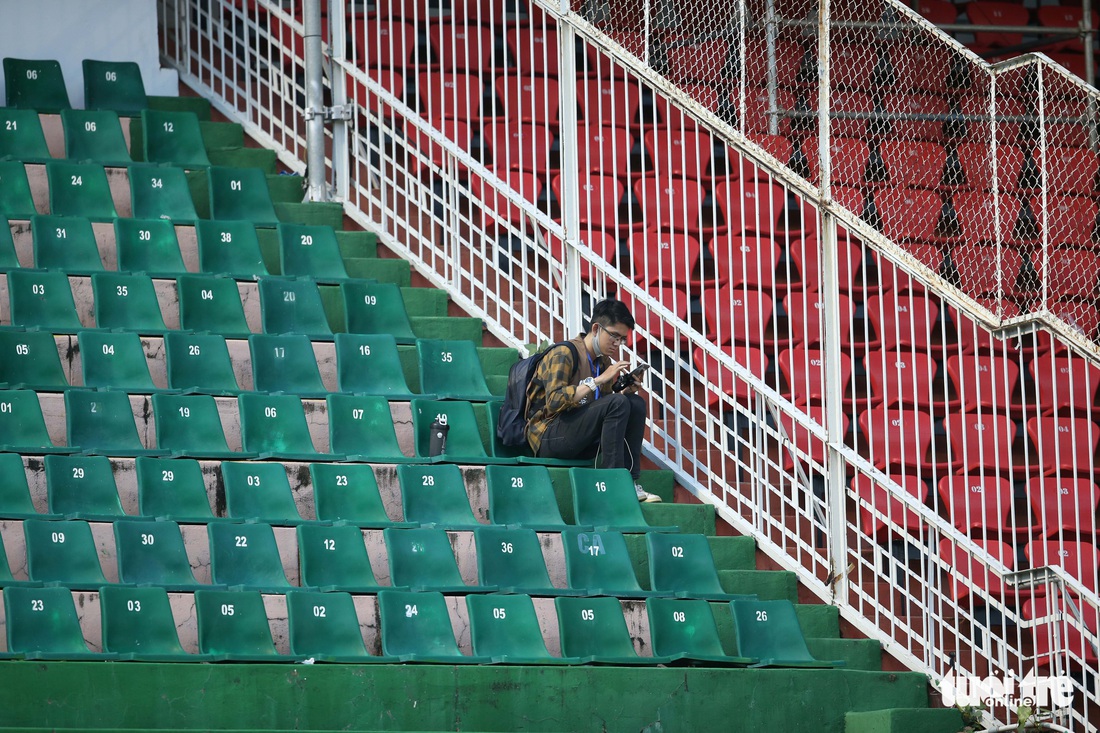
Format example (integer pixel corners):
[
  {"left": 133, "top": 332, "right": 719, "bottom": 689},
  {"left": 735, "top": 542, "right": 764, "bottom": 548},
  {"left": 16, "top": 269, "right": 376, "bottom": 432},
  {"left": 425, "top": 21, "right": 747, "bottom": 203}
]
[{"left": 612, "top": 363, "right": 649, "bottom": 392}]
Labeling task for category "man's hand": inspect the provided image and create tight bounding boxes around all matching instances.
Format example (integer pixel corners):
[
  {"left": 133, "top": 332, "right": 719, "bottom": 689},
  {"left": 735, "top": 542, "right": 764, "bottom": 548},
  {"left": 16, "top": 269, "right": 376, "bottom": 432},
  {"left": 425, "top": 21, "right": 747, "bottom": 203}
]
[{"left": 596, "top": 360, "right": 631, "bottom": 388}]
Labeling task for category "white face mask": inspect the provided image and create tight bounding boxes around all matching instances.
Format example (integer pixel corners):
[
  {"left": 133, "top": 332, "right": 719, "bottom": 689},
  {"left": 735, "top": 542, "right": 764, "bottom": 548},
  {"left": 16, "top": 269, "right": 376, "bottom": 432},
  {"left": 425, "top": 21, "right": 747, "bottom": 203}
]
[{"left": 592, "top": 323, "right": 604, "bottom": 359}]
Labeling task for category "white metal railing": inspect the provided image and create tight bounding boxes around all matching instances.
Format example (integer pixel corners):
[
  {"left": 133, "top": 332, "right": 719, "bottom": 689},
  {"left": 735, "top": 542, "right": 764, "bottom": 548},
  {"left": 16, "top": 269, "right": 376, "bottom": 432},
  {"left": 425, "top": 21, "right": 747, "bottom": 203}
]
[{"left": 159, "top": 0, "right": 1100, "bottom": 728}]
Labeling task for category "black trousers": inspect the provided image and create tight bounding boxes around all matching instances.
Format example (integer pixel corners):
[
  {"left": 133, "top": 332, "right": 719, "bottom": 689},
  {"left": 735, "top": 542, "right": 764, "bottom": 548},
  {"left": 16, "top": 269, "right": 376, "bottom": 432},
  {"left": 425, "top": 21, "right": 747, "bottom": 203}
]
[{"left": 536, "top": 392, "right": 647, "bottom": 479}]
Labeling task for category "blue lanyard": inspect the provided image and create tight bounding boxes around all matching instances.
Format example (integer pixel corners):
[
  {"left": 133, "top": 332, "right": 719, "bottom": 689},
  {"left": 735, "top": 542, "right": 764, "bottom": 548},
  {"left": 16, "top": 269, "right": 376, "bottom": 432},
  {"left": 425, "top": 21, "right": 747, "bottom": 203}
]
[{"left": 586, "top": 353, "right": 601, "bottom": 400}]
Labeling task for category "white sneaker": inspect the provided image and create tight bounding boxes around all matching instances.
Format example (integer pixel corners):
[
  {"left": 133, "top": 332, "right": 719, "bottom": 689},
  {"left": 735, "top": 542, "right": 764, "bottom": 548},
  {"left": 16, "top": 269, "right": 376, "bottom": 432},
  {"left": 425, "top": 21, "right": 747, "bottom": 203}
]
[{"left": 635, "top": 483, "right": 662, "bottom": 503}]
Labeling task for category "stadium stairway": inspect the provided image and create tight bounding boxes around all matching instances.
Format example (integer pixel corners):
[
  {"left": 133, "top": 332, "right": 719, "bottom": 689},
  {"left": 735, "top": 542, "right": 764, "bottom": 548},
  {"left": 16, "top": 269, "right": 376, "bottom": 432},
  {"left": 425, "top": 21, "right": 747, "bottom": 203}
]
[{"left": 0, "top": 67, "right": 964, "bottom": 733}]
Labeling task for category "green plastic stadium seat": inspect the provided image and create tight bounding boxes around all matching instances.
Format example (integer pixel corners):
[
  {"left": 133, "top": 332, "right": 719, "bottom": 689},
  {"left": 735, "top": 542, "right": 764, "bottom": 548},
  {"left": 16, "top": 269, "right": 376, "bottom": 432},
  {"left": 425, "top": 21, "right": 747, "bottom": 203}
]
[
  {"left": 297, "top": 524, "right": 384, "bottom": 592},
  {"left": 561, "top": 527, "right": 658, "bottom": 598},
  {"left": 163, "top": 331, "right": 242, "bottom": 395},
  {"left": 0, "top": 330, "right": 69, "bottom": 391},
  {"left": 467, "top": 593, "right": 581, "bottom": 664},
  {"left": 0, "top": 160, "right": 38, "bottom": 219},
  {"left": 238, "top": 392, "right": 331, "bottom": 461},
  {"left": 78, "top": 330, "right": 157, "bottom": 392},
  {"left": 647, "top": 532, "right": 755, "bottom": 601},
  {"left": 114, "top": 217, "right": 188, "bottom": 276},
  {"left": 46, "top": 161, "right": 117, "bottom": 221},
  {"left": 141, "top": 109, "right": 211, "bottom": 168},
  {"left": 65, "top": 388, "right": 163, "bottom": 456},
  {"left": 485, "top": 465, "right": 571, "bottom": 530},
  {"left": 0, "top": 388, "right": 72, "bottom": 453},
  {"left": 730, "top": 599, "right": 845, "bottom": 668},
  {"left": 135, "top": 455, "right": 217, "bottom": 522},
  {"left": 222, "top": 460, "right": 306, "bottom": 525},
  {"left": 5, "top": 585, "right": 115, "bottom": 660},
  {"left": 278, "top": 222, "right": 348, "bottom": 281},
  {"left": 100, "top": 585, "right": 210, "bottom": 662},
  {"left": 196, "top": 219, "right": 268, "bottom": 278},
  {"left": 310, "top": 461, "right": 412, "bottom": 526},
  {"left": 0, "top": 537, "right": 27, "bottom": 587},
  {"left": 60, "top": 109, "right": 131, "bottom": 165},
  {"left": 44, "top": 453, "right": 125, "bottom": 520},
  {"left": 475, "top": 525, "right": 578, "bottom": 596},
  {"left": 176, "top": 274, "right": 251, "bottom": 337},
  {"left": 0, "top": 216, "right": 19, "bottom": 270},
  {"left": 341, "top": 280, "right": 417, "bottom": 343},
  {"left": 0, "top": 108, "right": 52, "bottom": 162},
  {"left": 326, "top": 393, "right": 417, "bottom": 463},
  {"left": 411, "top": 399, "right": 514, "bottom": 464},
  {"left": 335, "top": 333, "right": 421, "bottom": 400},
  {"left": 152, "top": 393, "right": 248, "bottom": 459},
  {"left": 3, "top": 58, "right": 71, "bottom": 113},
  {"left": 8, "top": 269, "right": 82, "bottom": 331},
  {"left": 195, "top": 588, "right": 289, "bottom": 660},
  {"left": 23, "top": 518, "right": 108, "bottom": 588},
  {"left": 377, "top": 589, "right": 488, "bottom": 663},
  {"left": 208, "top": 521, "right": 293, "bottom": 591},
  {"left": 92, "top": 272, "right": 168, "bottom": 332},
  {"left": 128, "top": 164, "right": 200, "bottom": 223},
  {"left": 83, "top": 59, "right": 149, "bottom": 115},
  {"left": 570, "top": 468, "right": 675, "bottom": 532},
  {"left": 556, "top": 595, "right": 669, "bottom": 664},
  {"left": 0, "top": 452, "right": 48, "bottom": 519},
  {"left": 417, "top": 338, "right": 495, "bottom": 401},
  {"left": 287, "top": 589, "right": 387, "bottom": 662},
  {"left": 32, "top": 214, "right": 103, "bottom": 273},
  {"left": 208, "top": 166, "right": 280, "bottom": 226},
  {"left": 398, "top": 463, "right": 480, "bottom": 529},
  {"left": 384, "top": 526, "right": 492, "bottom": 593},
  {"left": 113, "top": 519, "right": 204, "bottom": 590},
  {"left": 647, "top": 598, "right": 756, "bottom": 666},
  {"left": 249, "top": 333, "right": 326, "bottom": 396},
  {"left": 258, "top": 276, "right": 332, "bottom": 338}
]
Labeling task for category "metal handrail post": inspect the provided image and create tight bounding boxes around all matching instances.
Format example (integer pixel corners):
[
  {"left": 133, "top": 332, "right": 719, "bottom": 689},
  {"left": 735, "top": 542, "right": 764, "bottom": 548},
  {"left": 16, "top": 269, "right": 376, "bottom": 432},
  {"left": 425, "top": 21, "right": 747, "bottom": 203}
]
[
  {"left": 558, "top": 1, "right": 584, "bottom": 335},
  {"left": 303, "top": 0, "right": 328, "bottom": 201}
]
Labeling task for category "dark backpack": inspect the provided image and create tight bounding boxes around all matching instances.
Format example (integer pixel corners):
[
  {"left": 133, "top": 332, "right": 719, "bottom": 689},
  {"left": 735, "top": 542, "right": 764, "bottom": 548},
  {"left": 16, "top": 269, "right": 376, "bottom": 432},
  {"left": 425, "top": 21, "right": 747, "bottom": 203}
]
[{"left": 496, "top": 341, "right": 579, "bottom": 447}]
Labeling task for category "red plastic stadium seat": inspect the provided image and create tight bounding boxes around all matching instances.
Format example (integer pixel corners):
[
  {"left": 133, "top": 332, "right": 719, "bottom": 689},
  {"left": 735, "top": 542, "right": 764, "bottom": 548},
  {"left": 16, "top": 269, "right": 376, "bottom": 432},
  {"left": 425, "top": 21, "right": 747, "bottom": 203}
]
[
  {"left": 577, "top": 123, "right": 635, "bottom": 177},
  {"left": 1040, "top": 146, "right": 1100, "bottom": 196},
  {"left": 879, "top": 93, "right": 951, "bottom": 142},
  {"left": 547, "top": 231, "right": 619, "bottom": 285},
  {"left": 1026, "top": 477, "right": 1100, "bottom": 538},
  {"left": 494, "top": 74, "right": 560, "bottom": 124},
  {"left": 451, "top": 0, "right": 532, "bottom": 24},
  {"left": 776, "top": 406, "right": 850, "bottom": 473},
  {"left": 949, "top": 243, "right": 1027, "bottom": 299},
  {"left": 632, "top": 175, "right": 708, "bottom": 233},
  {"left": 484, "top": 121, "right": 554, "bottom": 173},
  {"left": 1041, "top": 247, "right": 1100, "bottom": 300},
  {"left": 1027, "top": 353, "right": 1100, "bottom": 415},
  {"left": 1026, "top": 416, "right": 1100, "bottom": 477},
  {"left": 954, "top": 191, "right": 1024, "bottom": 244},
  {"left": 878, "top": 139, "right": 948, "bottom": 189},
  {"left": 345, "top": 68, "right": 404, "bottom": 118},
  {"left": 965, "top": 1, "right": 1030, "bottom": 52},
  {"left": 625, "top": 230, "right": 705, "bottom": 287},
  {"left": 852, "top": 473, "right": 930, "bottom": 542},
  {"left": 955, "top": 144, "right": 1027, "bottom": 192},
  {"left": 653, "top": 87, "right": 722, "bottom": 132},
  {"left": 664, "top": 38, "right": 731, "bottom": 84},
  {"left": 403, "top": 118, "right": 473, "bottom": 175},
  {"left": 865, "top": 349, "right": 949, "bottom": 410},
  {"left": 888, "top": 41, "right": 957, "bottom": 96},
  {"left": 1025, "top": 539, "right": 1100, "bottom": 592},
  {"left": 643, "top": 128, "right": 713, "bottom": 180},
  {"left": 1050, "top": 300, "right": 1100, "bottom": 342},
  {"left": 416, "top": 71, "right": 485, "bottom": 121},
  {"left": 781, "top": 290, "right": 856, "bottom": 348},
  {"left": 778, "top": 346, "right": 854, "bottom": 406},
  {"left": 469, "top": 169, "right": 543, "bottom": 235},
  {"left": 745, "top": 134, "right": 795, "bottom": 170},
  {"left": 944, "top": 412, "right": 1022, "bottom": 476},
  {"left": 707, "top": 234, "right": 782, "bottom": 290},
  {"left": 551, "top": 172, "right": 625, "bottom": 229},
  {"left": 938, "top": 537, "right": 1017, "bottom": 602},
  {"left": 787, "top": 236, "right": 864, "bottom": 295},
  {"left": 863, "top": 292, "right": 941, "bottom": 351},
  {"left": 945, "top": 353, "right": 1021, "bottom": 413},
  {"left": 692, "top": 343, "right": 769, "bottom": 408},
  {"left": 576, "top": 78, "right": 644, "bottom": 128},
  {"left": 742, "top": 38, "right": 806, "bottom": 88},
  {"left": 734, "top": 88, "right": 798, "bottom": 137},
  {"left": 702, "top": 285, "right": 774, "bottom": 346},
  {"left": 938, "top": 474, "right": 1016, "bottom": 536},
  {"left": 618, "top": 284, "right": 692, "bottom": 346},
  {"left": 800, "top": 137, "right": 871, "bottom": 187},
  {"left": 831, "top": 43, "right": 882, "bottom": 93},
  {"left": 1035, "top": 196, "right": 1099, "bottom": 249},
  {"left": 504, "top": 26, "right": 561, "bottom": 76},
  {"left": 917, "top": 0, "right": 958, "bottom": 26},
  {"left": 1036, "top": 6, "right": 1099, "bottom": 53},
  {"left": 953, "top": 94, "right": 1025, "bottom": 146},
  {"left": 372, "top": 0, "right": 437, "bottom": 20},
  {"left": 859, "top": 406, "right": 955, "bottom": 473},
  {"left": 428, "top": 23, "right": 497, "bottom": 71},
  {"left": 1023, "top": 595, "right": 1100, "bottom": 669},
  {"left": 713, "top": 179, "right": 790, "bottom": 236},
  {"left": 874, "top": 188, "right": 946, "bottom": 243},
  {"left": 351, "top": 18, "right": 420, "bottom": 68}
]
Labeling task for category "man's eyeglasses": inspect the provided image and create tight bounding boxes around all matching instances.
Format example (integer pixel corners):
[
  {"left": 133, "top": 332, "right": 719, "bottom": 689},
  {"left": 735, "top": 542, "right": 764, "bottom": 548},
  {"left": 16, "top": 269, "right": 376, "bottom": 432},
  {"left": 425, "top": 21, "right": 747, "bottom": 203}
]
[{"left": 601, "top": 326, "right": 629, "bottom": 344}]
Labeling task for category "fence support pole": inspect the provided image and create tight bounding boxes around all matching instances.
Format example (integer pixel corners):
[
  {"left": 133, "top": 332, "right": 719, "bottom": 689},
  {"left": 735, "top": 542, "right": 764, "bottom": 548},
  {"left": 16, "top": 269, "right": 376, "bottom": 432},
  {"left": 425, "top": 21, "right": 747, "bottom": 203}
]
[
  {"left": 303, "top": 0, "right": 328, "bottom": 201},
  {"left": 558, "top": 3, "right": 584, "bottom": 335}
]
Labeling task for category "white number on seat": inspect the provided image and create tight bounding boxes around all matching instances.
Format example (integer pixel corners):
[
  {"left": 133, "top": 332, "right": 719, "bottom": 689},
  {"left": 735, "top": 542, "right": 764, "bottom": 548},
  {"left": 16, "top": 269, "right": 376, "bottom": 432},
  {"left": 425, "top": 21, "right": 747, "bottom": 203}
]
[
  {"left": 756, "top": 610, "right": 768, "bottom": 621},
  {"left": 405, "top": 604, "right": 418, "bottom": 617},
  {"left": 581, "top": 609, "right": 595, "bottom": 621},
  {"left": 235, "top": 535, "right": 247, "bottom": 547}
]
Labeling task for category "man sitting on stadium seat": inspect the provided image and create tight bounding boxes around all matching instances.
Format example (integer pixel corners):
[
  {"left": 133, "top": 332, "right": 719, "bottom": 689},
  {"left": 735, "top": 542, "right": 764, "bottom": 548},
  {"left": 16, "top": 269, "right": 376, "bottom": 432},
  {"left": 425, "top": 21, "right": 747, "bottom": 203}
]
[{"left": 525, "top": 298, "right": 661, "bottom": 503}]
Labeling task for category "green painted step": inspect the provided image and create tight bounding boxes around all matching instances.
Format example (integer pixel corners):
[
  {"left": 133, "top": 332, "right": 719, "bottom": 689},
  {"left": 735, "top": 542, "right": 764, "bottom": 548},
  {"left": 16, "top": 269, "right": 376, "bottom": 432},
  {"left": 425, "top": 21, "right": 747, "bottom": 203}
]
[
  {"left": 719, "top": 568, "right": 799, "bottom": 601},
  {"left": 267, "top": 175, "right": 306, "bottom": 204},
  {"left": 208, "top": 147, "right": 277, "bottom": 172},
  {"left": 0, "top": 662, "right": 936, "bottom": 733},
  {"left": 275, "top": 200, "right": 343, "bottom": 226},
  {"left": 337, "top": 231, "right": 379, "bottom": 259},
  {"left": 796, "top": 603, "right": 841, "bottom": 638},
  {"left": 349, "top": 259, "right": 411, "bottom": 286},
  {"left": 807, "top": 637, "right": 883, "bottom": 671},
  {"left": 400, "top": 287, "right": 448, "bottom": 317},
  {"left": 708, "top": 535, "right": 757, "bottom": 570},
  {"left": 641, "top": 502, "right": 716, "bottom": 535},
  {"left": 408, "top": 316, "right": 481, "bottom": 342},
  {"left": 845, "top": 708, "right": 964, "bottom": 733},
  {"left": 546, "top": 466, "right": 678, "bottom": 525},
  {"left": 199, "top": 120, "right": 245, "bottom": 150},
  {"left": 148, "top": 95, "right": 212, "bottom": 120}
]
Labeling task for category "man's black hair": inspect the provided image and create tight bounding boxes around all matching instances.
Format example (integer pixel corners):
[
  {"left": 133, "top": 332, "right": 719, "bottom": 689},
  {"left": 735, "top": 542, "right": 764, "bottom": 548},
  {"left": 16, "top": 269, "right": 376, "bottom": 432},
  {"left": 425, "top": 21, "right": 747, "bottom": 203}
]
[{"left": 589, "top": 298, "right": 635, "bottom": 329}]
